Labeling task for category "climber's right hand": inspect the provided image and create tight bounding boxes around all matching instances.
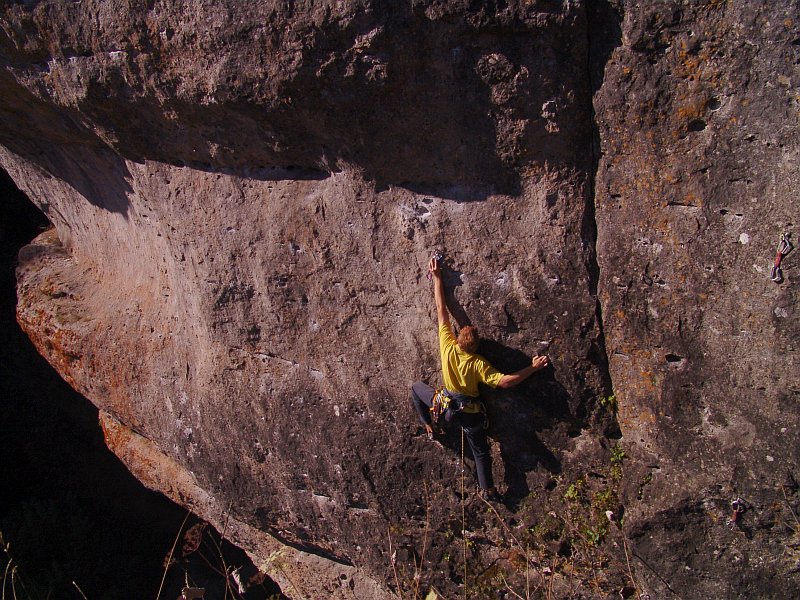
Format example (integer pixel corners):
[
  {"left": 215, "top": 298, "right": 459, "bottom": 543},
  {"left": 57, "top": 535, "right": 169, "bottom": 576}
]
[
  {"left": 429, "top": 256, "right": 441, "bottom": 278},
  {"left": 531, "top": 355, "right": 549, "bottom": 371}
]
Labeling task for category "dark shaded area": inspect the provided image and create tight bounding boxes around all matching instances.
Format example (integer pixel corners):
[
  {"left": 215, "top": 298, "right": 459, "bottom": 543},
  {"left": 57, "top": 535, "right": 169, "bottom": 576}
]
[
  {"left": 160, "top": 518, "right": 287, "bottom": 600},
  {"left": 586, "top": 0, "right": 624, "bottom": 96},
  {"left": 578, "top": 0, "right": 623, "bottom": 432},
  {"left": 427, "top": 331, "right": 570, "bottom": 510},
  {"left": 0, "top": 68, "right": 133, "bottom": 216},
  {"left": 584, "top": 0, "right": 623, "bottom": 302},
  {"left": 0, "top": 171, "right": 282, "bottom": 599},
  {"left": 626, "top": 497, "right": 800, "bottom": 600},
  {"left": 428, "top": 253, "right": 625, "bottom": 509},
  {"left": 435, "top": 281, "right": 579, "bottom": 508},
  {"left": 0, "top": 169, "right": 175, "bottom": 597}
]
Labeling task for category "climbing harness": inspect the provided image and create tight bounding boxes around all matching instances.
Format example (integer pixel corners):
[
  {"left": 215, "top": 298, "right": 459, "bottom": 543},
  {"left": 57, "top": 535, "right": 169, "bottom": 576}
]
[
  {"left": 771, "top": 233, "right": 793, "bottom": 283},
  {"left": 727, "top": 497, "right": 746, "bottom": 530},
  {"left": 430, "top": 389, "right": 486, "bottom": 427},
  {"left": 430, "top": 388, "right": 450, "bottom": 425},
  {"left": 426, "top": 249, "right": 445, "bottom": 281}
]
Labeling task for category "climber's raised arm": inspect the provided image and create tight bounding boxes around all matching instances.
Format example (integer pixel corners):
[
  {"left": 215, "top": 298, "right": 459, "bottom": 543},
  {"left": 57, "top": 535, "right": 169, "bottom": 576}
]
[
  {"left": 496, "top": 355, "right": 549, "bottom": 389},
  {"left": 429, "top": 256, "right": 449, "bottom": 327}
]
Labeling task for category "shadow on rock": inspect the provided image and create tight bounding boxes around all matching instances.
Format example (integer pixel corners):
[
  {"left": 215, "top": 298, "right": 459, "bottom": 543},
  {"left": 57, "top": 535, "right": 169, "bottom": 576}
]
[
  {"left": 0, "top": 2, "right": 600, "bottom": 202},
  {"left": 479, "top": 338, "right": 583, "bottom": 509},
  {"left": 0, "top": 70, "right": 133, "bottom": 216}
]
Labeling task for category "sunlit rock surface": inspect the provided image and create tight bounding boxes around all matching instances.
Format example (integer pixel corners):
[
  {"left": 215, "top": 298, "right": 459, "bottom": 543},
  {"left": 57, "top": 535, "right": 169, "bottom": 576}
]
[{"left": 3, "top": 1, "right": 798, "bottom": 597}]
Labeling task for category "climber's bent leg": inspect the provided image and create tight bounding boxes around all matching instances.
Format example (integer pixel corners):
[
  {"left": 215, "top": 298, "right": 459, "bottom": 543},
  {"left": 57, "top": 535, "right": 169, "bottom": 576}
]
[{"left": 411, "top": 381, "right": 435, "bottom": 426}]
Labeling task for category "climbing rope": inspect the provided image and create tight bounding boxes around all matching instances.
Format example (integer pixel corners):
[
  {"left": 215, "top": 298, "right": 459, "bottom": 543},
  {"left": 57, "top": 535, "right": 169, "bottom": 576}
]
[
  {"left": 771, "top": 233, "right": 793, "bottom": 283},
  {"left": 461, "top": 427, "right": 468, "bottom": 600}
]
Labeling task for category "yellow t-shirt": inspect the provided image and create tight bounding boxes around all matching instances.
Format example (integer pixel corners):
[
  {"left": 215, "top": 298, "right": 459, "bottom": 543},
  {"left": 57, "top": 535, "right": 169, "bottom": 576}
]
[{"left": 439, "top": 323, "right": 504, "bottom": 400}]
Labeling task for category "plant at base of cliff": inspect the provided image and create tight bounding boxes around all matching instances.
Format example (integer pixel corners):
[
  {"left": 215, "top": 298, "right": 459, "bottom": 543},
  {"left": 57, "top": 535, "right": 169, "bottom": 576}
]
[
  {"left": 610, "top": 444, "right": 625, "bottom": 465},
  {"left": 1, "top": 530, "right": 80, "bottom": 600},
  {"left": 588, "top": 488, "right": 618, "bottom": 548},
  {"left": 527, "top": 513, "right": 564, "bottom": 545},
  {"left": 1, "top": 532, "right": 22, "bottom": 600},
  {"left": 157, "top": 514, "right": 273, "bottom": 600},
  {"left": 609, "top": 445, "right": 625, "bottom": 480},
  {"left": 599, "top": 394, "right": 617, "bottom": 412},
  {"left": 564, "top": 479, "right": 584, "bottom": 503},
  {"left": 0, "top": 497, "right": 98, "bottom": 600},
  {"left": 591, "top": 489, "right": 617, "bottom": 514},
  {"left": 470, "top": 560, "right": 508, "bottom": 599},
  {"left": 582, "top": 524, "right": 608, "bottom": 547},
  {"left": 411, "top": 483, "right": 434, "bottom": 600}
]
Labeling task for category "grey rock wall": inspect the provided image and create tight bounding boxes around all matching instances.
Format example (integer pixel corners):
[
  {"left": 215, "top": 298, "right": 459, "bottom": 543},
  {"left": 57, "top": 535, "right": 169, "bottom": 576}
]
[{"left": 2, "top": 0, "right": 799, "bottom": 597}]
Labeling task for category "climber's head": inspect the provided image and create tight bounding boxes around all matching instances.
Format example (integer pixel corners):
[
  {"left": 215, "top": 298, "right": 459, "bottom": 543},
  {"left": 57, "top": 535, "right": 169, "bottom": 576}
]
[{"left": 457, "top": 325, "right": 479, "bottom": 354}]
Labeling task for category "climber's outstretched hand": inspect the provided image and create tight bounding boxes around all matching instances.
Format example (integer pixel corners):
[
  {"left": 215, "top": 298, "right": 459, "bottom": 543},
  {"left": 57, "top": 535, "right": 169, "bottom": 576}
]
[
  {"left": 429, "top": 255, "right": 441, "bottom": 278},
  {"left": 531, "top": 355, "right": 549, "bottom": 371}
]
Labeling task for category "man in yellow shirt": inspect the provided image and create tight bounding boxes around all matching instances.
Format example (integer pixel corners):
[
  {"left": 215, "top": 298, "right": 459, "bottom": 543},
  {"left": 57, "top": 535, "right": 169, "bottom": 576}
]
[{"left": 411, "top": 255, "right": 549, "bottom": 501}]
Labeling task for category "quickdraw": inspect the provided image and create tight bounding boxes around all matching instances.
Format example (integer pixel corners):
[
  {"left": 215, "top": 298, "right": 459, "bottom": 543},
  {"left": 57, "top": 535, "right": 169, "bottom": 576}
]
[
  {"left": 430, "top": 388, "right": 451, "bottom": 425},
  {"left": 726, "top": 497, "right": 746, "bottom": 530},
  {"left": 771, "top": 233, "right": 793, "bottom": 283}
]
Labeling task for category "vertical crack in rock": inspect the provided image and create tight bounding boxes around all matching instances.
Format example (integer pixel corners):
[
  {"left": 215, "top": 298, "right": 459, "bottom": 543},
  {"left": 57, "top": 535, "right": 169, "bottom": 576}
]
[{"left": 584, "top": 0, "right": 624, "bottom": 404}]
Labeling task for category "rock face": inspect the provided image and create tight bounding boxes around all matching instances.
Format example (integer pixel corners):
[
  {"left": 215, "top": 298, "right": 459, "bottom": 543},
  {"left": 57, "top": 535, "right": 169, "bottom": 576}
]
[
  {"left": 2, "top": 0, "right": 798, "bottom": 598},
  {"left": 594, "top": 1, "right": 800, "bottom": 596}
]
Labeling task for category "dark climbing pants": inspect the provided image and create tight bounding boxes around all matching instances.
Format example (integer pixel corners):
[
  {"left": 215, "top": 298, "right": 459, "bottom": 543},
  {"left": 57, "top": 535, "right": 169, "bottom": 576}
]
[{"left": 410, "top": 381, "right": 494, "bottom": 490}]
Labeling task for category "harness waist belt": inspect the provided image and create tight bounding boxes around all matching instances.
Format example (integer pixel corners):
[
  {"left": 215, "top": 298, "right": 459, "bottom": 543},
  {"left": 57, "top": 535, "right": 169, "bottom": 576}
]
[{"left": 444, "top": 389, "right": 480, "bottom": 412}]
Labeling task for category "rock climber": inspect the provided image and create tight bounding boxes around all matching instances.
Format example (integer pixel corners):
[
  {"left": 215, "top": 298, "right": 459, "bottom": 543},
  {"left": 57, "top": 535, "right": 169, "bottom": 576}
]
[{"left": 411, "top": 255, "right": 549, "bottom": 502}]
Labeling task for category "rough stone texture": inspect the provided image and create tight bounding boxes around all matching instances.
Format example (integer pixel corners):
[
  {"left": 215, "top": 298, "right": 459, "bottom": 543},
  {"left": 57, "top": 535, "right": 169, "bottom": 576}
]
[
  {"left": 99, "top": 410, "right": 388, "bottom": 599},
  {"left": 2, "top": 0, "right": 799, "bottom": 598},
  {"left": 595, "top": 1, "right": 800, "bottom": 597}
]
